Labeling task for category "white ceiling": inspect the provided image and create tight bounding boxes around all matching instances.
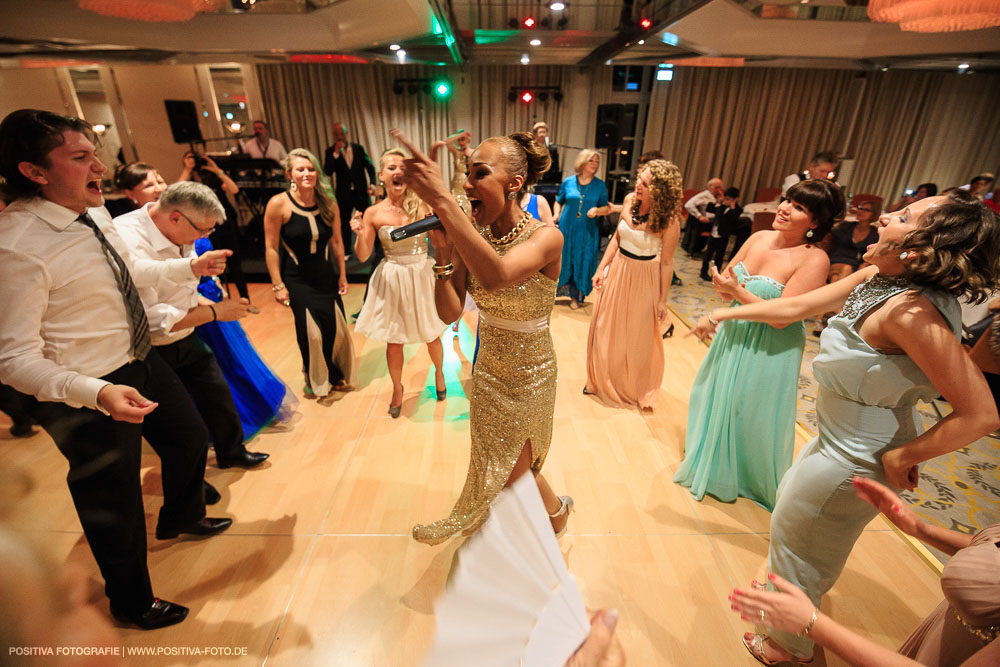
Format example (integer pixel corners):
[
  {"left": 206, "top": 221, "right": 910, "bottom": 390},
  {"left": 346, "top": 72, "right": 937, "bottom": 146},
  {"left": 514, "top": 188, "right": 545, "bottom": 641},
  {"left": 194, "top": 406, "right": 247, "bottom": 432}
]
[{"left": 0, "top": 0, "right": 997, "bottom": 69}]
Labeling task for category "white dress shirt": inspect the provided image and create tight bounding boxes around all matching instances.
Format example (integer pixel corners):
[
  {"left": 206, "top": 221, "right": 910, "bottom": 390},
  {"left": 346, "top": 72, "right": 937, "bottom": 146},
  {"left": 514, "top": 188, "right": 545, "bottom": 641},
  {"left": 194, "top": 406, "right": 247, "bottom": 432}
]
[
  {"left": 0, "top": 198, "right": 136, "bottom": 409},
  {"left": 112, "top": 205, "right": 200, "bottom": 345},
  {"left": 684, "top": 189, "right": 717, "bottom": 219},
  {"left": 241, "top": 137, "right": 288, "bottom": 162},
  {"left": 781, "top": 173, "right": 804, "bottom": 197}
]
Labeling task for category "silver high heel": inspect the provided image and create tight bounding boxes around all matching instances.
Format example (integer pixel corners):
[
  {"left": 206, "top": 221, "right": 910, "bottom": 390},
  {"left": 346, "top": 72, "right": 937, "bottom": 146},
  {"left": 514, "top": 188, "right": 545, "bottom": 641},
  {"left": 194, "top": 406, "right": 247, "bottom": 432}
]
[{"left": 549, "top": 495, "right": 574, "bottom": 538}]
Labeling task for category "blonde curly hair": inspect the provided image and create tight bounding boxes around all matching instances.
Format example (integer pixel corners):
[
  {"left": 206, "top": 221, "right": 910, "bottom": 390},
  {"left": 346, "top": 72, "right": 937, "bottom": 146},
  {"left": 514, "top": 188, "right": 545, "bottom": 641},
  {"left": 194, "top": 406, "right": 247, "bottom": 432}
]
[
  {"left": 379, "top": 148, "right": 425, "bottom": 223},
  {"left": 641, "top": 159, "right": 683, "bottom": 234}
]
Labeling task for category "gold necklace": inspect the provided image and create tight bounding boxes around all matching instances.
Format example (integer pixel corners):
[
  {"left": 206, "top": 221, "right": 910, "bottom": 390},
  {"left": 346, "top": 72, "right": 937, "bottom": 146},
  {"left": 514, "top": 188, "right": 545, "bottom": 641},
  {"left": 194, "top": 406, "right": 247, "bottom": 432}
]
[{"left": 484, "top": 210, "right": 531, "bottom": 246}]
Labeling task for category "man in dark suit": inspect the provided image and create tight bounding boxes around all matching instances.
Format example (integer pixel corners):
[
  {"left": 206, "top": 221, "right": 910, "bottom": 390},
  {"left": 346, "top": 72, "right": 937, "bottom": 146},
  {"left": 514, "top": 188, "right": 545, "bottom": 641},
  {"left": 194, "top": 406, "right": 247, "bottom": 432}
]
[{"left": 323, "top": 123, "right": 375, "bottom": 254}]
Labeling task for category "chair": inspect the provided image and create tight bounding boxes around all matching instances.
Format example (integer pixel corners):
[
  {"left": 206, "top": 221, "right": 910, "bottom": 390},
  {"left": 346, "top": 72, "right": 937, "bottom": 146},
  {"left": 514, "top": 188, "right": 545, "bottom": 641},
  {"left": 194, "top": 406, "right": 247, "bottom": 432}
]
[
  {"left": 851, "top": 193, "right": 883, "bottom": 210},
  {"left": 754, "top": 187, "right": 782, "bottom": 203},
  {"left": 752, "top": 211, "right": 775, "bottom": 234},
  {"left": 682, "top": 189, "right": 700, "bottom": 207}
]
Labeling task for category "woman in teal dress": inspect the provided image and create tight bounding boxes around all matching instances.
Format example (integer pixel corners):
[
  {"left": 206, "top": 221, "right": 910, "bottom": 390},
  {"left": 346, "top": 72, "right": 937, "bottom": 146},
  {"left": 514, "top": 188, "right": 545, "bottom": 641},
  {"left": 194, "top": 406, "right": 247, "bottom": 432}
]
[
  {"left": 691, "top": 190, "right": 1000, "bottom": 664},
  {"left": 554, "top": 149, "right": 610, "bottom": 309},
  {"left": 675, "top": 180, "right": 843, "bottom": 510}
]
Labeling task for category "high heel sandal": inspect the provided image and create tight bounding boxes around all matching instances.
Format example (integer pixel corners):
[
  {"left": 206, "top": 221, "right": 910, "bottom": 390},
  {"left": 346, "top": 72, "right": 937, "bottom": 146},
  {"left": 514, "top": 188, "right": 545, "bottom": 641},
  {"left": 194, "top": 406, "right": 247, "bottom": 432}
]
[
  {"left": 549, "top": 495, "right": 574, "bottom": 538},
  {"left": 662, "top": 323, "right": 675, "bottom": 339},
  {"left": 743, "top": 632, "right": 813, "bottom": 666},
  {"left": 435, "top": 375, "right": 447, "bottom": 401},
  {"left": 389, "top": 386, "right": 403, "bottom": 418}
]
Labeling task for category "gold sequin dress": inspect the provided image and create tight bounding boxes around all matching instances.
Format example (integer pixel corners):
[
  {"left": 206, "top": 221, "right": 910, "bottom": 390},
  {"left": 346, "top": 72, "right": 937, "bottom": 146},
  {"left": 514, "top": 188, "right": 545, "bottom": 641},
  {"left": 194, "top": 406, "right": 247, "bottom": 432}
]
[{"left": 413, "top": 221, "right": 557, "bottom": 544}]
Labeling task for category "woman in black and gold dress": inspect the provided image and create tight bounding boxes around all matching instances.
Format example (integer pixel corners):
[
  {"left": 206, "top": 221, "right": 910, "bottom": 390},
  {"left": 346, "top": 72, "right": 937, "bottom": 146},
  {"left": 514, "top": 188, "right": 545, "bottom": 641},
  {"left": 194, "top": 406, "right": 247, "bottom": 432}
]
[
  {"left": 393, "top": 129, "right": 572, "bottom": 545},
  {"left": 264, "top": 148, "right": 357, "bottom": 398}
]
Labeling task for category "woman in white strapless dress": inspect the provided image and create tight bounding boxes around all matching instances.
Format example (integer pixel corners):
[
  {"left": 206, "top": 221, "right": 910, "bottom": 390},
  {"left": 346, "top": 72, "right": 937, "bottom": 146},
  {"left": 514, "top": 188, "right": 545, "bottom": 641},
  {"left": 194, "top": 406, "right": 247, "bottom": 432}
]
[{"left": 352, "top": 149, "right": 448, "bottom": 417}]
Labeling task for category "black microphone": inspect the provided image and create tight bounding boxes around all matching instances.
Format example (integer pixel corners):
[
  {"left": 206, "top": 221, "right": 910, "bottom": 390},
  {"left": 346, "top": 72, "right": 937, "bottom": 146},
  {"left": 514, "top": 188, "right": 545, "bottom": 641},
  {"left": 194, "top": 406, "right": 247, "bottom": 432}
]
[{"left": 389, "top": 215, "right": 442, "bottom": 242}]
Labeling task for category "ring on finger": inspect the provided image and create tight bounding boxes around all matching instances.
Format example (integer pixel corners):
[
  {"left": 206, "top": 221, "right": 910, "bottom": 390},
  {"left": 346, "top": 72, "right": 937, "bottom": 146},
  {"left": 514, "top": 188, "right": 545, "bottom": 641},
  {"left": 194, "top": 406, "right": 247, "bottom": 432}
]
[{"left": 759, "top": 610, "right": 766, "bottom": 622}]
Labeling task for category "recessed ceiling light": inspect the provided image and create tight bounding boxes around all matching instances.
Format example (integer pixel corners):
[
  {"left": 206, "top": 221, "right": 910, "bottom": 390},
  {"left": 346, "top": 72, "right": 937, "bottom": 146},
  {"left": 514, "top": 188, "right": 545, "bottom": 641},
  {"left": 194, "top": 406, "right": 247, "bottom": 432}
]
[
  {"left": 521, "top": 54, "right": 530, "bottom": 64},
  {"left": 880, "top": 66, "right": 888, "bottom": 71},
  {"left": 530, "top": 39, "right": 541, "bottom": 46},
  {"left": 958, "top": 62, "right": 970, "bottom": 69},
  {"left": 549, "top": 1, "right": 566, "bottom": 10},
  {"left": 396, "top": 49, "right": 406, "bottom": 62},
  {"left": 638, "top": 39, "right": 645, "bottom": 45},
  {"left": 389, "top": 44, "right": 400, "bottom": 51}
]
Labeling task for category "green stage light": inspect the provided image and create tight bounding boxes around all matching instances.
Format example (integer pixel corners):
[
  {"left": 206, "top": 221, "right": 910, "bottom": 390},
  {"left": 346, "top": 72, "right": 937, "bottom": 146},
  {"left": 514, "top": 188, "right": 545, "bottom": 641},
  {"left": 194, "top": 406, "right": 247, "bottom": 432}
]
[{"left": 434, "top": 81, "right": 452, "bottom": 98}]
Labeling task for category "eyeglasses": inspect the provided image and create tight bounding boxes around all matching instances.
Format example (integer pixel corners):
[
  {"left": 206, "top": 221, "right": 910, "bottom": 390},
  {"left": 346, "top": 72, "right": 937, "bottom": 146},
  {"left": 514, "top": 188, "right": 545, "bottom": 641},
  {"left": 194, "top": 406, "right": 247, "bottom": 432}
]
[{"left": 175, "top": 209, "right": 217, "bottom": 237}]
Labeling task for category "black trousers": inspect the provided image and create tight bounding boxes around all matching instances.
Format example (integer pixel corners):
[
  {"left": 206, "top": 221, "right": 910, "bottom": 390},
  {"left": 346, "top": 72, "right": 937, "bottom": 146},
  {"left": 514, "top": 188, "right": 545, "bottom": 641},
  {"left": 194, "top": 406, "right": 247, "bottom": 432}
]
[
  {"left": 209, "top": 212, "right": 249, "bottom": 300},
  {"left": 729, "top": 224, "right": 752, "bottom": 262},
  {"left": 155, "top": 334, "right": 245, "bottom": 462},
  {"left": 701, "top": 233, "right": 732, "bottom": 277},
  {"left": 337, "top": 194, "right": 370, "bottom": 256},
  {"left": 0, "top": 380, "right": 33, "bottom": 427},
  {"left": 681, "top": 215, "right": 710, "bottom": 255},
  {"left": 33, "top": 350, "right": 208, "bottom": 615}
]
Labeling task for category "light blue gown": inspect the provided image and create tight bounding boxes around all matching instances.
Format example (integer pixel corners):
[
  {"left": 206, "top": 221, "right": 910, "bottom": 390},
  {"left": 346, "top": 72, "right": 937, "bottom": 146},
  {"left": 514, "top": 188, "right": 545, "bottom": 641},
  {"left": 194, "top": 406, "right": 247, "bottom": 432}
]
[
  {"left": 766, "top": 275, "right": 961, "bottom": 659},
  {"left": 674, "top": 262, "right": 805, "bottom": 511},
  {"left": 556, "top": 175, "right": 608, "bottom": 300}
]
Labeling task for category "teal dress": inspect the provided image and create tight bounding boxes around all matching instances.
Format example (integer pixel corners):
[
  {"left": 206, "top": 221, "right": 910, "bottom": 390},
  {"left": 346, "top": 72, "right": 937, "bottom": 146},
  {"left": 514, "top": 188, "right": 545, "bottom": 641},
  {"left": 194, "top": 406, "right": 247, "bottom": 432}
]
[
  {"left": 674, "top": 262, "right": 805, "bottom": 511},
  {"left": 557, "top": 175, "right": 608, "bottom": 300},
  {"left": 766, "top": 276, "right": 961, "bottom": 660}
]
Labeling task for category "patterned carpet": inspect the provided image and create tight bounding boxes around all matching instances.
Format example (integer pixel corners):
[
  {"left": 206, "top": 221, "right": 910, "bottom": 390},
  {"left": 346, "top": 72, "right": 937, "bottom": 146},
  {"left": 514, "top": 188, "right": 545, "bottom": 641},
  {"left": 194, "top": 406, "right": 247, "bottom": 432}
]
[{"left": 667, "top": 248, "right": 1000, "bottom": 563}]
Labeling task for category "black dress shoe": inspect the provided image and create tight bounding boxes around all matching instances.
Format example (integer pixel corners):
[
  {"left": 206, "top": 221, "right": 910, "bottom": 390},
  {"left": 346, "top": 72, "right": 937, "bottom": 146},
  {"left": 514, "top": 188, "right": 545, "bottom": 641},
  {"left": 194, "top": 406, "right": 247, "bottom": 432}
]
[
  {"left": 699, "top": 272, "right": 711, "bottom": 282},
  {"left": 9, "top": 422, "right": 35, "bottom": 438},
  {"left": 203, "top": 481, "right": 221, "bottom": 505},
  {"left": 216, "top": 449, "right": 269, "bottom": 469},
  {"left": 156, "top": 516, "right": 232, "bottom": 540},
  {"left": 111, "top": 598, "right": 189, "bottom": 630}
]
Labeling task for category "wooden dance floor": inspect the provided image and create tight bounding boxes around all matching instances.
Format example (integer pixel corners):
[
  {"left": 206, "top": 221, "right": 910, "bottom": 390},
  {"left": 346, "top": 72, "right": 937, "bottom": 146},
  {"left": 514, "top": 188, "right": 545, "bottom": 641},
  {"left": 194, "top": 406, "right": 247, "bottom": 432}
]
[{"left": 2, "top": 282, "right": 943, "bottom": 666}]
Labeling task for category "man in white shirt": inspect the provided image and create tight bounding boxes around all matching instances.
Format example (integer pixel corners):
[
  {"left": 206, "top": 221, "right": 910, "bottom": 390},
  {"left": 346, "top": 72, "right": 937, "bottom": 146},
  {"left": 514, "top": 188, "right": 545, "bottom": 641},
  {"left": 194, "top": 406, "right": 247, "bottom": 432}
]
[
  {"left": 681, "top": 176, "right": 724, "bottom": 256},
  {"left": 113, "top": 182, "right": 269, "bottom": 470},
  {"left": 780, "top": 151, "right": 838, "bottom": 197},
  {"left": 240, "top": 119, "right": 287, "bottom": 164},
  {"left": 0, "top": 109, "right": 232, "bottom": 630}
]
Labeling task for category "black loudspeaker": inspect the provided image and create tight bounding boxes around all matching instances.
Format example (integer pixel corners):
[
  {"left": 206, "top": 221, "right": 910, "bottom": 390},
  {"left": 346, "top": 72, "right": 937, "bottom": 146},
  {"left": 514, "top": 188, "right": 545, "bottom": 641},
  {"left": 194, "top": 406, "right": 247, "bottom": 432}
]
[
  {"left": 164, "top": 99, "right": 203, "bottom": 144},
  {"left": 594, "top": 103, "right": 624, "bottom": 148}
]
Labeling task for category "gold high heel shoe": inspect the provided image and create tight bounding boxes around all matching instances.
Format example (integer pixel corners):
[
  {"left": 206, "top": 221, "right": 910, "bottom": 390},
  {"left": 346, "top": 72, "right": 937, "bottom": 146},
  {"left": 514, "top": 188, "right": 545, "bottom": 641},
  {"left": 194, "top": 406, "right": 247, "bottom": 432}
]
[{"left": 549, "top": 495, "right": 574, "bottom": 538}]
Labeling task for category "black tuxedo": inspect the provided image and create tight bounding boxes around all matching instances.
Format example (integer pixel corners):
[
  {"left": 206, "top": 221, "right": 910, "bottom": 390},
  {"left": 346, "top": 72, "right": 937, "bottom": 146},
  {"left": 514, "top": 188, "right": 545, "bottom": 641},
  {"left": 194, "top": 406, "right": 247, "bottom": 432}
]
[{"left": 324, "top": 142, "right": 376, "bottom": 250}]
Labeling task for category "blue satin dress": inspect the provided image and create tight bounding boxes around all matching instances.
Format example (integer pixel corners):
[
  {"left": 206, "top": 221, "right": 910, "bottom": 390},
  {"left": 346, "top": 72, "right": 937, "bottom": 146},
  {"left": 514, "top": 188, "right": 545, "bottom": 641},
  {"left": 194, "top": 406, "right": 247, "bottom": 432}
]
[{"left": 194, "top": 238, "right": 297, "bottom": 441}]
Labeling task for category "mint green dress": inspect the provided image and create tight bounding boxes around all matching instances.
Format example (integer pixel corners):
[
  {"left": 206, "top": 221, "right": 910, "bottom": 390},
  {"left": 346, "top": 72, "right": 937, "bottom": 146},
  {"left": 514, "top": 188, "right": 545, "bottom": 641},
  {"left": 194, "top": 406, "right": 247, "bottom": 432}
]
[{"left": 673, "top": 262, "right": 805, "bottom": 511}]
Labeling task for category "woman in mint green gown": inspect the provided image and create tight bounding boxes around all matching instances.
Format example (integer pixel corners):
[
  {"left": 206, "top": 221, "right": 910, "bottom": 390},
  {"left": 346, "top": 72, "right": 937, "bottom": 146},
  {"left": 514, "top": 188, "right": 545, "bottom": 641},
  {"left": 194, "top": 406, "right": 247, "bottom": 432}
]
[
  {"left": 690, "top": 190, "right": 1000, "bottom": 664},
  {"left": 674, "top": 180, "right": 844, "bottom": 511}
]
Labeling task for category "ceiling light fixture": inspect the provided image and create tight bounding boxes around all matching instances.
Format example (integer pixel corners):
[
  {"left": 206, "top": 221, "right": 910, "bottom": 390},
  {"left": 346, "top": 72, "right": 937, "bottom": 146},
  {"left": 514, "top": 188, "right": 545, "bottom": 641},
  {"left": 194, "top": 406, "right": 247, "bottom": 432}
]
[
  {"left": 389, "top": 44, "right": 400, "bottom": 51},
  {"left": 396, "top": 49, "right": 407, "bottom": 62},
  {"left": 868, "top": 0, "right": 1000, "bottom": 32},
  {"left": 549, "top": 1, "right": 566, "bottom": 10},
  {"left": 958, "top": 62, "right": 970, "bottom": 69},
  {"left": 521, "top": 54, "right": 530, "bottom": 64},
  {"left": 638, "top": 39, "right": 645, "bottom": 45},
  {"left": 530, "top": 38, "right": 541, "bottom": 46}
]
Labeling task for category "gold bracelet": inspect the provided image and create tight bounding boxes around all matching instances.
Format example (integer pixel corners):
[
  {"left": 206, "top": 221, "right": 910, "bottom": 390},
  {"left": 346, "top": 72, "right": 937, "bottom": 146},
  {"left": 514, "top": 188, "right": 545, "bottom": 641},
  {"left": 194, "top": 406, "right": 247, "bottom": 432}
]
[
  {"left": 433, "top": 262, "right": 454, "bottom": 274},
  {"left": 434, "top": 268, "right": 455, "bottom": 280},
  {"left": 799, "top": 609, "right": 818, "bottom": 637}
]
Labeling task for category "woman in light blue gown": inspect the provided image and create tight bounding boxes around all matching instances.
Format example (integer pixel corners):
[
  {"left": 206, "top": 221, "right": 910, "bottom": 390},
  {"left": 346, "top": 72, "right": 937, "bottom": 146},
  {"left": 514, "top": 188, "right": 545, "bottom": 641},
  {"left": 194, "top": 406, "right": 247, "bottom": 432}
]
[
  {"left": 690, "top": 190, "right": 1000, "bottom": 664},
  {"left": 674, "top": 180, "right": 843, "bottom": 511}
]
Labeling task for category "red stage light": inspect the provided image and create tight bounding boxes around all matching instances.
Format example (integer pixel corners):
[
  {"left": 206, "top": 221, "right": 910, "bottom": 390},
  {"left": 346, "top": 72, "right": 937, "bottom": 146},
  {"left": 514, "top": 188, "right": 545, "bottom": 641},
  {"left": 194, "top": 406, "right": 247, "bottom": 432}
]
[
  {"left": 523, "top": 16, "right": 536, "bottom": 28},
  {"left": 521, "top": 91, "right": 534, "bottom": 103},
  {"left": 639, "top": 17, "right": 652, "bottom": 29}
]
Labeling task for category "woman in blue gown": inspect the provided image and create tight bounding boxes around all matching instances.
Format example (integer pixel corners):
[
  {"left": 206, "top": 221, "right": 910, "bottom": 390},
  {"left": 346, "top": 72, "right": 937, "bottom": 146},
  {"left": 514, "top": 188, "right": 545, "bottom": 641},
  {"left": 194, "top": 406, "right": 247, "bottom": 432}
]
[
  {"left": 554, "top": 149, "right": 610, "bottom": 309},
  {"left": 194, "top": 238, "right": 297, "bottom": 441},
  {"left": 675, "top": 180, "right": 842, "bottom": 511},
  {"left": 690, "top": 190, "right": 1000, "bottom": 664}
]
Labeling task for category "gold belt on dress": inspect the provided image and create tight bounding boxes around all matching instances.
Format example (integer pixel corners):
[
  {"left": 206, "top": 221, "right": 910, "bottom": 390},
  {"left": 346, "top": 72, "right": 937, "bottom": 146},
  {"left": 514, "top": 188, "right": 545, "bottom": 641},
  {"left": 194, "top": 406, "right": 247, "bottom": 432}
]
[
  {"left": 478, "top": 312, "right": 549, "bottom": 333},
  {"left": 384, "top": 251, "right": 427, "bottom": 265}
]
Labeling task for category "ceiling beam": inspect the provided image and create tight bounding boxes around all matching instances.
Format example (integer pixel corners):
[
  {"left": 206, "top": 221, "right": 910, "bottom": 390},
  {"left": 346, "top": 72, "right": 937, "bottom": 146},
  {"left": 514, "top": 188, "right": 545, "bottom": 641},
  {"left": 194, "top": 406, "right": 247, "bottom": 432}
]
[
  {"left": 577, "top": 0, "right": 711, "bottom": 69},
  {"left": 427, "top": 0, "right": 466, "bottom": 65}
]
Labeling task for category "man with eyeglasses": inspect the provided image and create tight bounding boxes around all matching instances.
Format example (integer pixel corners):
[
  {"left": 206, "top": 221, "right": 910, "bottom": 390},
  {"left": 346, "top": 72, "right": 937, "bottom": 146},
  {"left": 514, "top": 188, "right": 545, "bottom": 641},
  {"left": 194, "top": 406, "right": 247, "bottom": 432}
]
[{"left": 114, "top": 181, "right": 270, "bottom": 471}]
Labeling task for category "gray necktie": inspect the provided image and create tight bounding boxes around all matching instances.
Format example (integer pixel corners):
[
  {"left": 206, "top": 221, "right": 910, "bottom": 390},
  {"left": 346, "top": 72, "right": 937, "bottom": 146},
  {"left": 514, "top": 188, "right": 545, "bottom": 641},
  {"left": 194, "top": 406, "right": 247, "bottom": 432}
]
[{"left": 77, "top": 213, "right": 152, "bottom": 361}]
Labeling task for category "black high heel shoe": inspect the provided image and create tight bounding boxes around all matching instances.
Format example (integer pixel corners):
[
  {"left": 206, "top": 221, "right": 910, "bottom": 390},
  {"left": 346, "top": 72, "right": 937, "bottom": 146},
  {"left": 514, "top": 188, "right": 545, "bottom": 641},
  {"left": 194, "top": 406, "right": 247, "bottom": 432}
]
[{"left": 663, "top": 323, "right": 675, "bottom": 339}]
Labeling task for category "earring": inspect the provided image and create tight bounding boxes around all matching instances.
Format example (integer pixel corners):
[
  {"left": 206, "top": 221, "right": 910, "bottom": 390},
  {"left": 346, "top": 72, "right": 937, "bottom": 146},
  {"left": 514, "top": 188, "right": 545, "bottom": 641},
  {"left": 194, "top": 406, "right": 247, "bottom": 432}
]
[
  {"left": 805, "top": 229, "right": 814, "bottom": 239},
  {"left": 899, "top": 251, "right": 909, "bottom": 260},
  {"left": 290, "top": 181, "right": 298, "bottom": 192},
  {"left": 507, "top": 191, "right": 517, "bottom": 200}
]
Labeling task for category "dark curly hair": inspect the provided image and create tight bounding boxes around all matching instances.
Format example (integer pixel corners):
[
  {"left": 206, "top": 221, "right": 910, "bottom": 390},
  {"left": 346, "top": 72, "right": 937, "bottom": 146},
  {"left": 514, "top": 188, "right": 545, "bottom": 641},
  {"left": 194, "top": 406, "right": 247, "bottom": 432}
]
[
  {"left": 897, "top": 189, "right": 1000, "bottom": 303},
  {"left": 786, "top": 179, "right": 845, "bottom": 243},
  {"left": 0, "top": 109, "right": 95, "bottom": 201},
  {"left": 484, "top": 132, "right": 551, "bottom": 190}
]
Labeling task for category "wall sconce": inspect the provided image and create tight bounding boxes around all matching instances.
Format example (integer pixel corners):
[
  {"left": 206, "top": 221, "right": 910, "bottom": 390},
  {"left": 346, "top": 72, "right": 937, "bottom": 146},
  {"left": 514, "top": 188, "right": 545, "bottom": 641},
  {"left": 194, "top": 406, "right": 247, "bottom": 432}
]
[{"left": 93, "top": 123, "right": 110, "bottom": 136}]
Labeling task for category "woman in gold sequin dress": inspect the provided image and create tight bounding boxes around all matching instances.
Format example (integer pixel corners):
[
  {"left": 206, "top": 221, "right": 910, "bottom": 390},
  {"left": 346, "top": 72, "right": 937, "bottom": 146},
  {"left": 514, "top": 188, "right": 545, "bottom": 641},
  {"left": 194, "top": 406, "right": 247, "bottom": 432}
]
[{"left": 392, "top": 129, "right": 572, "bottom": 545}]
